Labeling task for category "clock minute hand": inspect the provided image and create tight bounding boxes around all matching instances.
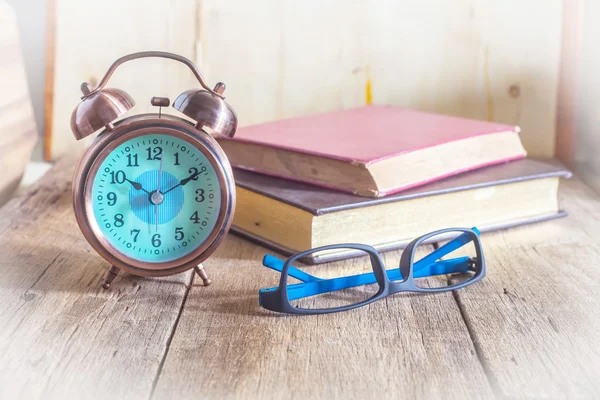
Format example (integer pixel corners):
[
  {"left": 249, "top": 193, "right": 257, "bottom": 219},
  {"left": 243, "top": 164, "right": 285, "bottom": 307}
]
[
  {"left": 162, "top": 170, "right": 202, "bottom": 195},
  {"left": 180, "top": 171, "right": 201, "bottom": 186}
]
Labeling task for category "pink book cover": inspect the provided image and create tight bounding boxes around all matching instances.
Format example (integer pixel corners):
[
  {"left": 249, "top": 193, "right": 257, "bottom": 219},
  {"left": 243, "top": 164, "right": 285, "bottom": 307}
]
[{"left": 219, "top": 105, "right": 526, "bottom": 194}]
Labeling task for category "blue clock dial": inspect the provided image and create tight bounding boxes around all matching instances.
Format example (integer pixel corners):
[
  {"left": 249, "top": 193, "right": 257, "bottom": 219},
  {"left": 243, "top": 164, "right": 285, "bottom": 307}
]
[{"left": 90, "top": 133, "right": 221, "bottom": 263}]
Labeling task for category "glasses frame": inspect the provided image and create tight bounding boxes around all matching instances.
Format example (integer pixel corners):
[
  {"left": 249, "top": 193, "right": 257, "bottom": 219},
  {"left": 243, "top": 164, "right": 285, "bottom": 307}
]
[{"left": 259, "top": 227, "right": 485, "bottom": 315}]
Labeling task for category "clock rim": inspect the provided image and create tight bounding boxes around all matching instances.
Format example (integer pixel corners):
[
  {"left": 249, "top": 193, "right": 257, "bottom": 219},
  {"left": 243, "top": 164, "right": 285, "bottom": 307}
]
[{"left": 72, "top": 114, "right": 236, "bottom": 277}]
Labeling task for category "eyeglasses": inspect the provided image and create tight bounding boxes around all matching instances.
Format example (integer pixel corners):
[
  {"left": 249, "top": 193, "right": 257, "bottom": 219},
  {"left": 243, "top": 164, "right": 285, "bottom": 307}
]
[{"left": 259, "top": 227, "right": 485, "bottom": 315}]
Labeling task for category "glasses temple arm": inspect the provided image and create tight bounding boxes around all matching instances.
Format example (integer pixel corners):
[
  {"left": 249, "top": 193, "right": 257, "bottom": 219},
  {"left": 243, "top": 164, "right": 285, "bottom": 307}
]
[
  {"left": 261, "top": 227, "right": 480, "bottom": 300},
  {"left": 262, "top": 228, "right": 477, "bottom": 285},
  {"left": 414, "top": 227, "right": 479, "bottom": 267},
  {"left": 284, "top": 256, "right": 470, "bottom": 301},
  {"left": 262, "top": 254, "right": 323, "bottom": 283}
]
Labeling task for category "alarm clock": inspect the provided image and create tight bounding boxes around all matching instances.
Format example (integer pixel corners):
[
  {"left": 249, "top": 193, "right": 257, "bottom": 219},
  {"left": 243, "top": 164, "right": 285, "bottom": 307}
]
[{"left": 70, "top": 51, "right": 237, "bottom": 289}]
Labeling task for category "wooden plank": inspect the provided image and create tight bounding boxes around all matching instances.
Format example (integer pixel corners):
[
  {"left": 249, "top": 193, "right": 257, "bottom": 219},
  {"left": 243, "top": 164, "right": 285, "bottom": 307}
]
[
  {"left": 196, "top": 0, "right": 563, "bottom": 157},
  {"left": 0, "top": 1, "right": 38, "bottom": 204},
  {"left": 562, "top": 0, "right": 600, "bottom": 194},
  {"left": 48, "top": 0, "right": 562, "bottom": 159},
  {"left": 452, "top": 177, "right": 600, "bottom": 398},
  {"left": 0, "top": 153, "right": 494, "bottom": 399},
  {"left": 43, "top": 0, "right": 56, "bottom": 161},
  {"left": 152, "top": 236, "right": 493, "bottom": 399},
  {"left": 49, "top": 0, "right": 199, "bottom": 158},
  {"left": 3, "top": 154, "right": 600, "bottom": 397},
  {"left": 555, "top": 0, "right": 583, "bottom": 169},
  {"left": 0, "top": 155, "right": 192, "bottom": 399}
]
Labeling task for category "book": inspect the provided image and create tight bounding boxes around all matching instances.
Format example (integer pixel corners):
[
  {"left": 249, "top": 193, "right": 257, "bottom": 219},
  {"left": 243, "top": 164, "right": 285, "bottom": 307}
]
[
  {"left": 231, "top": 159, "right": 570, "bottom": 263},
  {"left": 217, "top": 105, "right": 527, "bottom": 197}
]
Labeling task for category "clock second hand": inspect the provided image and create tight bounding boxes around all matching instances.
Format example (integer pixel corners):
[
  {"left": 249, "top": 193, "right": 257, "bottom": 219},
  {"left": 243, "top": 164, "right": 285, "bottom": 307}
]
[{"left": 155, "top": 156, "right": 164, "bottom": 233}]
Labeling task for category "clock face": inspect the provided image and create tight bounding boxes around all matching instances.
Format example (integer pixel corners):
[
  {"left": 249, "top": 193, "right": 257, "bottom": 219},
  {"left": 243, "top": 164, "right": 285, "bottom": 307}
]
[{"left": 89, "top": 133, "right": 222, "bottom": 263}]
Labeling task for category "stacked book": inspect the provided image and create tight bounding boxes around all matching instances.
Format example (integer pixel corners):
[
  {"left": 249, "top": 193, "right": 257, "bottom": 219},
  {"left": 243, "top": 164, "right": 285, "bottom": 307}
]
[{"left": 216, "top": 106, "right": 570, "bottom": 262}]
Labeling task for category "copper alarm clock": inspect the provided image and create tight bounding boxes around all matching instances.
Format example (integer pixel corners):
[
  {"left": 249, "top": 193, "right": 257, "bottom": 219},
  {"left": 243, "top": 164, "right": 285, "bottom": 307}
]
[{"left": 71, "top": 52, "right": 237, "bottom": 289}]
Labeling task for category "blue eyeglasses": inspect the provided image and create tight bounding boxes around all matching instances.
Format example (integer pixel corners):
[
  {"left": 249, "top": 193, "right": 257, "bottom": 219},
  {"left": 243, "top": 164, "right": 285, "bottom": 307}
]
[{"left": 259, "top": 227, "right": 485, "bottom": 315}]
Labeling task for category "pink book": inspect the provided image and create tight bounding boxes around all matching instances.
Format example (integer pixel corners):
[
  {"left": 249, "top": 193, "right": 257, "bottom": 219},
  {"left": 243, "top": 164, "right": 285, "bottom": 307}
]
[{"left": 217, "top": 105, "right": 527, "bottom": 197}]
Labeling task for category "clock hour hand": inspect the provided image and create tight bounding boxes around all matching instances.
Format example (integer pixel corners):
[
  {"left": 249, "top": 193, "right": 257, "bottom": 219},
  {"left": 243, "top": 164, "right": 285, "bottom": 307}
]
[
  {"left": 125, "top": 177, "right": 151, "bottom": 194},
  {"left": 162, "top": 169, "right": 202, "bottom": 195}
]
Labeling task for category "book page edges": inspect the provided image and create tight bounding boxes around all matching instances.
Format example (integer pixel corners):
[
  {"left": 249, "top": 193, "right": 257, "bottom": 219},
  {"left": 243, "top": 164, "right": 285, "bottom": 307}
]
[
  {"left": 368, "top": 131, "right": 527, "bottom": 196},
  {"left": 312, "top": 176, "right": 558, "bottom": 247},
  {"left": 233, "top": 176, "right": 560, "bottom": 253},
  {"left": 221, "top": 130, "right": 525, "bottom": 198},
  {"left": 231, "top": 211, "right": 567, "bottom": 264}
]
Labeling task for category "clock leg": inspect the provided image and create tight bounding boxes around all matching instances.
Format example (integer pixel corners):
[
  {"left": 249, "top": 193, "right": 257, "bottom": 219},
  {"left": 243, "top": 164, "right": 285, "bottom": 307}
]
[
  {"left": 194, "top": 264, "right": 212, "bottom": 286},
  {"left": 102, "top": 265, "right": 120, "bottom": 289}
]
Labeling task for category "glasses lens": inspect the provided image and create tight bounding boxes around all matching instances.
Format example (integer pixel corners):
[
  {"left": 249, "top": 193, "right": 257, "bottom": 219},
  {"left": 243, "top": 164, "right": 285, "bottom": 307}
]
[
  {"left": 286, "top": 248, "right": 381, "bottom": 311},
  {"left": 412, "top": 230, "right": 479, "bottom": 289}
]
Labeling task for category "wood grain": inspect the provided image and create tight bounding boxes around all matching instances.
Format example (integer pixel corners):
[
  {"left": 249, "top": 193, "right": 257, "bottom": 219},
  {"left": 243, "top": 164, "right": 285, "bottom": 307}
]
[
  {"left": 48, "top": 0, "right": 562, "bottom": 160},
  {"left": 43, "top": 0, "right": 56, "bottom": 161},
  {"left": 49, "top": 0, "right": 199, "bottom": 158},
  {"left": 558, "top": 0, "right": 600, "bottom": 195},
  {"left": 2, "top": 155, "right": 600, "bottom": 398},
  {"left": 0, "top": 155, "right": 193, "bottom": 399},
  {"left": 0, "top": 1, "right": 38, "bottom": 204},
  {"left": 152, "top": 238, "right": 493, "bottom": 399},
  {"left": 555, "top": 0, "right": 582, "bottom": 169},
  {"left": 451, "top": 177, "right": 600, "bottom": 398}
]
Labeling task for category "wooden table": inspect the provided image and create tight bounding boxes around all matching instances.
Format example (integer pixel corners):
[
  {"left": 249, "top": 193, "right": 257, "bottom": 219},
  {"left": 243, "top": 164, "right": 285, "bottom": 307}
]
[{"left": 1, "top": 157, "right": 600, "bottom": 399}]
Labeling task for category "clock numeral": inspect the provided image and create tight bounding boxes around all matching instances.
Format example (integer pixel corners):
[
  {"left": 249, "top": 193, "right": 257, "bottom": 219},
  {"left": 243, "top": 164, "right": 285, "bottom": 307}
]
[
  {"left": 174, "top": 152, "right": 180, "bottom": 166},
  {"left": 188, "top": 167, "right": 199, "bottom": 181},
  {"left": 130, "top": 229, "right": 140, "bottom": 242},
  {"left": 195, "top": 189, "right": 205, "bottom": 202},
  {"left": 107, "top": 192, "right": 117, "bottom": 206},
  {"left": 152, "top": 233, "right": 162, "bottom": 248},
  {"left": 114, "top": 213, "right": 124, "bottom": 227},
  {"left": 175, "top": 227, "right": 184, "bottom": 241},
  {"left": 146, "top": 146, "right": 163, "bottom": 160},
  {"left": 110, "top": 170, "right": 126, "bottom": 184},
  {"left": 190, "top": 211, "right": 200, "bottom": 224},
  {"left": 187, "top": 166, "right": 207, "bottom": 182},
  {"left": 127, "top": 153, "right": 139, "bottom": 167}
]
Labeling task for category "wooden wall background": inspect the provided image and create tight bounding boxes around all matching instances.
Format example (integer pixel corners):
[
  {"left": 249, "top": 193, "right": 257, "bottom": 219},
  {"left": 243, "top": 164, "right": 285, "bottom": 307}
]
[
  {"left": 46, "top": 0, "right": 563, "bottom": 160},
  {"left": 0, "top": 1, "right": 38, "bottom": 204},
  {"left": 556, "top": 0, "right": 600, "bottom": 194}
]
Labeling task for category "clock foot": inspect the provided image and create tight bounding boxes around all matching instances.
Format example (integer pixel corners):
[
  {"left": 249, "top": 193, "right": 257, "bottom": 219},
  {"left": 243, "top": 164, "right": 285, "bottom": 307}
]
[
  {"left": 194, "top": 264, "right": 212, "bottom": 286},
  {"left": 102, "top": 265, "right": 120, "bottom": 289}
]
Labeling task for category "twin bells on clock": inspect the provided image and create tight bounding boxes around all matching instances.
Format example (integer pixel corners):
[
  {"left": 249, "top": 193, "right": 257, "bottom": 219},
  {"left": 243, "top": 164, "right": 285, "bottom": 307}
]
[{"left": 70, "top": 51, "right": 237, "bottom": 140}]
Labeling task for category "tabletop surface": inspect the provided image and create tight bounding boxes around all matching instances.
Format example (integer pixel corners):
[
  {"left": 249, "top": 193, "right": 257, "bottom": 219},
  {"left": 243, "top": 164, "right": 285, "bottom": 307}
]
[{"left": 1, "top": 156, "right": 599, "bottom": 400}]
